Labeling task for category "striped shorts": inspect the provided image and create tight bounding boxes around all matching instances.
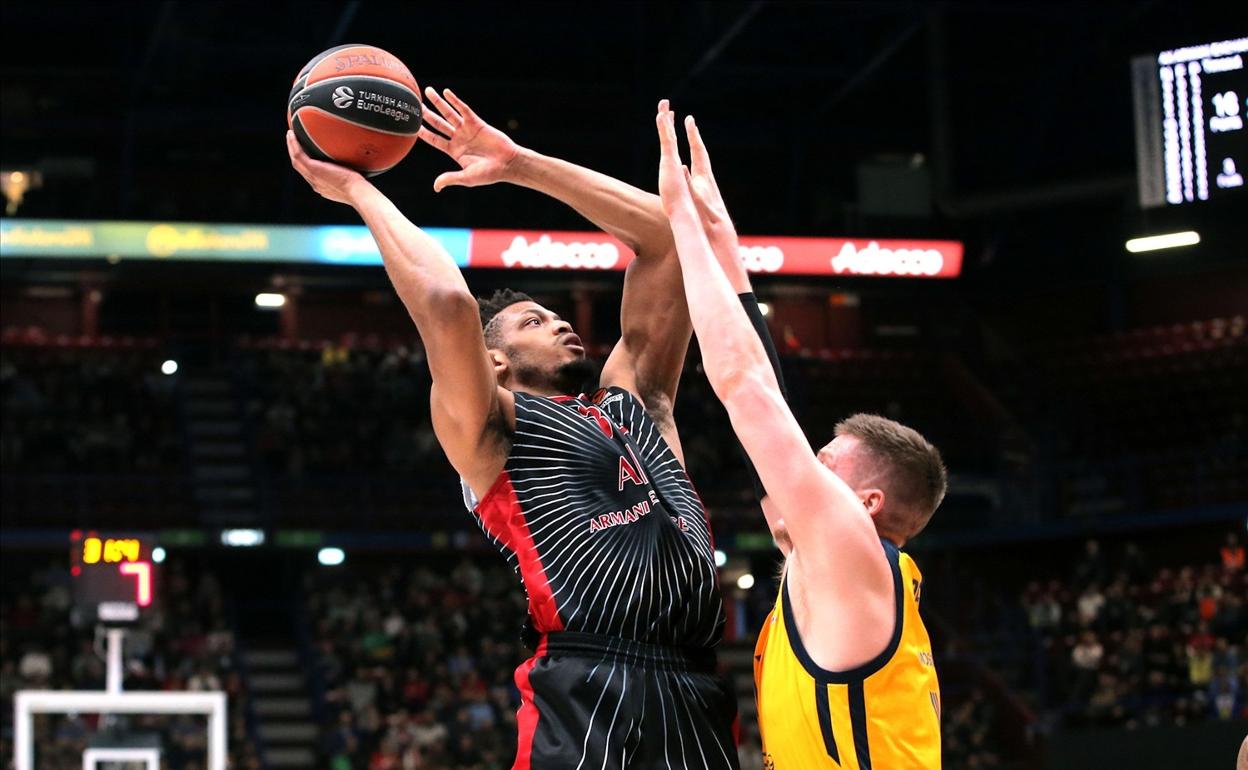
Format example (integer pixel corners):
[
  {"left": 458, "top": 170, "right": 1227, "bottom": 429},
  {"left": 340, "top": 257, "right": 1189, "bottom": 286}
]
[{"left": 512, "top": 631, "right": 741, "bottom": 770}]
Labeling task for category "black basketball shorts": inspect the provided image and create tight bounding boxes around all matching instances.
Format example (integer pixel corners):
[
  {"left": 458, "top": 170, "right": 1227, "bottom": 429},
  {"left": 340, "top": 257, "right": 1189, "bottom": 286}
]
[{"left": 512, "top": 631, "right": 741, "bottom": 770}]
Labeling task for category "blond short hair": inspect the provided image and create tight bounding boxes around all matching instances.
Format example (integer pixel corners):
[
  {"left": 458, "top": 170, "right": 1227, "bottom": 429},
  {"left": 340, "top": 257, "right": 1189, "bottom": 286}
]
[{"left": 834, "top": 413, "right": 948, "bottom": 540}]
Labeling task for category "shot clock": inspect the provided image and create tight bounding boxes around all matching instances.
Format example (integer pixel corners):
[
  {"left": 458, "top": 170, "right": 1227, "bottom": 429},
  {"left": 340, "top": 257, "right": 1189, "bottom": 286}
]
[{"left": 69, "top": 531, "right": 159, "bottom": 626}]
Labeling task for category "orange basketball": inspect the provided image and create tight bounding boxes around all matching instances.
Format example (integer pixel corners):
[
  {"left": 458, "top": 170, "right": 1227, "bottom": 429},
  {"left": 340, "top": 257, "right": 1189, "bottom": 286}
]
[{"left": 287, "top": 44, "right": 422, "bottom": 177}]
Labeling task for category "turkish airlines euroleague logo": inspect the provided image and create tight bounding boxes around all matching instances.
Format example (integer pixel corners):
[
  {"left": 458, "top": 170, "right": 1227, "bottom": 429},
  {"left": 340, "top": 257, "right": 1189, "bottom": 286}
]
[{"left": 332, "top": 86, "right": 355, "bottom": 109}]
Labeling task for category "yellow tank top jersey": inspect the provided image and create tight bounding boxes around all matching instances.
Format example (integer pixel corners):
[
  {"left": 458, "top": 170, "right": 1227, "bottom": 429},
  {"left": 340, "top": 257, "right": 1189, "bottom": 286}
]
[{"left": 753, "top": 539, "right": 941, "bottom": 770}]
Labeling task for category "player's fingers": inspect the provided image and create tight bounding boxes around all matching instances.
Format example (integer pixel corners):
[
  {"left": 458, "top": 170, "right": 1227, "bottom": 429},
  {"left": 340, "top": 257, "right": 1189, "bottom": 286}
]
[
  {"left": 685, "top": 166, "right": 703, "bottom": 196},
  {"left": 685, "top": 116, "right": 715, "bottom": 178},
  {"left": 287, "top": 131, "right": 311, "bottom": 171},
  {"left": 689, "top": 174, "right": 710, "bottom": 205},
  {"left": 417, "top": 126, "right": 450, "bottom": 153},
  {"left": 421, "top": 108, "right": 457, "bottom": 138},
  {"left": 424, "top": 86, "right": 462, "bottom": 126},
  {"left": 657, "top": 115, "right": 677, "bottom": 160},
  {"left": 689, "top": 178, "right": 721, "bottom": 221},
  {"left": 656, "top": 102, "right": 679, "bottom": 158},
  {"left": 442, "top": 89, "right": 478, "bottom": 122},
  {"left": 433, "top": 169, "right": 472, "bottom": 193}
]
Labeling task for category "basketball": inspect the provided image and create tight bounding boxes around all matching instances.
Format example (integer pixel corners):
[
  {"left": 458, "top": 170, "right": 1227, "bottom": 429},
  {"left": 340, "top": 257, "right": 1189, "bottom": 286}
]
[{"left": 287, "top": 44, "right": 422, "bottom": 177}]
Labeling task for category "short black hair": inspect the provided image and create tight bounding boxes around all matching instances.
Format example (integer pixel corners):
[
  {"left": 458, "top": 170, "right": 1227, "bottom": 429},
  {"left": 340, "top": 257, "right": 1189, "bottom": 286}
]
[{"left": 477, "top": 288, "right": 534, "bottom": 349}]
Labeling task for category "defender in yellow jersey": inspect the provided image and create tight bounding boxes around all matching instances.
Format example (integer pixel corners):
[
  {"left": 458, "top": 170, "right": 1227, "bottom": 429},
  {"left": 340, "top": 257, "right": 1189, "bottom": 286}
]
[
  {"left": 655, "top": 103, "right": 948, "bottom": 770},
  {"left": 755, "top": 541, "right": 941, "bottom": 769}
]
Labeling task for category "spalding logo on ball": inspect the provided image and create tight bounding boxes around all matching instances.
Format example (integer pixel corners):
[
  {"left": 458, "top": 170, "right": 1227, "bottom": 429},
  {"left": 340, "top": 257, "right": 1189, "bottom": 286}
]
[{"left": 287, "top": 44, "right": 422, "bottom": 177}]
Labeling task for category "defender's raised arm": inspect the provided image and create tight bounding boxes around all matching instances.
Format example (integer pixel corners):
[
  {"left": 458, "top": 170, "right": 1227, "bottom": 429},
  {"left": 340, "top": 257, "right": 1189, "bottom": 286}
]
[{"left": 655, "top": 104, "right": 894, "bottom": 635}]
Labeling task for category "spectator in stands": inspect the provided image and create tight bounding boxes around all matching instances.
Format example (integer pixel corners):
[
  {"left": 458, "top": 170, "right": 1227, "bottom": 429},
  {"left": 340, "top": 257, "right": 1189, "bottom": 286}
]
[
  {"left": 1120, "top": 541, "right": 1149, "bottom": 583},
  {"left": 187, "top": 663, "right": 222, "bottom": 691},
  {"left": 942, "top": 688, "right": 1000, "bottom": 768},
  {"left": 1070, "top": 630, "right": 1104, "bottom": 703},
  {"left": 1208, "top": 664, "right": 1240, "bottom": 720},
  {"left": 1085, "top": 671, "right": 1124, "bottom": 726},
  {"left": 1212, "top": 637, "right": 1240, "bottom": 673},
  {"left": 17, "top": 643, "right": 52, "bottom": 683},
  {"left": 1023, "top": 581, "right": 1062, "bottom": 636},
  {"left": 1187, "top": 620, "right": 1216, "bottom": 659},
  {"left": 1100, "top": 578, "right": 1132, "bottom": 631},
  {"left": 1187, "top": 631, "right": 1215, "bottom": 688},
  {"left": 326, "top": 710, "right": 361, "bottom": 770},
  {"left": 1167, "top": 567, "right": 1198, "bottom": 626},
  {"left": 1222, "top": 532, "right": 1245, "bottom": 572},
  {"left": 1076, "top": 582, "right": 1105, "bottom": 628},
  {"left": 1073, "top": 539, "right": 1107, "bottom": 589},
  {"left": 411, "top": 709, "right": 449, "bottom": 755},
  {"left": 1112, "top": 628, "right": 1146, "bottom": 687},
  {"left": 1195, "top": 569, "right": 1223, "bottom": 622}
]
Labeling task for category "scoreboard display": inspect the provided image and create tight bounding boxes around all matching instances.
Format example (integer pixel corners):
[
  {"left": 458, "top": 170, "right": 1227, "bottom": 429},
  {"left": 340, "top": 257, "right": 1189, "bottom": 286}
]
[
  {"left": 70, "top": 530, "right": 159, "bottom": 626},
  {"left": 1133, "top": 36, "right": 1247, "bottom": 207}
]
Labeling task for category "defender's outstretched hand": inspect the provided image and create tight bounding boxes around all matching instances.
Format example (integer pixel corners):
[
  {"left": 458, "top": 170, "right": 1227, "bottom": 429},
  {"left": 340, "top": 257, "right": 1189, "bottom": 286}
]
[
  {"left": 419, "top": 87, "right": 520, "bottom": 192},
  {"left": 684, "top": 116, "right": 740, "bottom": 254},
  {"left": 656, "top": 100, "right": 695, "bottom": 220},
  {"left": 657, "top": 105, "right": 752, "bottom": 293},
  {"left": 286, "top": 131, "right": 370, "bottom": 205}
]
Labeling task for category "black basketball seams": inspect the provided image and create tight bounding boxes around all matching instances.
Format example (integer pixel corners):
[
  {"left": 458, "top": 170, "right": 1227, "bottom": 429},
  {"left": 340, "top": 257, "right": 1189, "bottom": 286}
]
[
  {"left": 289, "top": 113, "right": 334, "bottom": 164},
  {"left": 287, "top": 75, "right": 308, "bottom": 106}
]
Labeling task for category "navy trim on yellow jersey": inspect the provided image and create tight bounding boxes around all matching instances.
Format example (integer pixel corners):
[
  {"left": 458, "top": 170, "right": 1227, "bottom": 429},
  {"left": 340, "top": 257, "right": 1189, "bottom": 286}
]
[
  {"left": 781, "top": 538, "right": 905, "bottom": 684},
  {"left": 848, "top": 680, "right": 873, "bottom": 769},
  {"left": 814, "top": 682, "right": 840, "bottom": 762}
]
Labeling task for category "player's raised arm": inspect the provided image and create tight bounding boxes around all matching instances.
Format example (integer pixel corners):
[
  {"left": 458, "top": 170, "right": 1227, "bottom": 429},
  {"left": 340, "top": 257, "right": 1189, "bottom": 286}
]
[
  {"left": 286, "top": 132, "right": 505, "bottom": 486},
  {"left": 680, "top": 114, "right": 793, "bottom": 547},
  {"left": 655, "top": 104, "right": 893, "bottom": 609},
  {"left": 420, "top": 89, "right": 691, "bottom": 442}
]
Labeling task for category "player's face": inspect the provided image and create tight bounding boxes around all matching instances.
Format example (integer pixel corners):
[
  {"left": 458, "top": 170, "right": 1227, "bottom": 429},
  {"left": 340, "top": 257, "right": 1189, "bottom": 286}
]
[
  {"left": 817, "top": 435, "right": 886, "bottom": 516},
  {"left": 493, "top": 301, "right": 592, "bottom": 393},
  {"left": 817, "top": 435, "right": 862, "bottom": 483}
]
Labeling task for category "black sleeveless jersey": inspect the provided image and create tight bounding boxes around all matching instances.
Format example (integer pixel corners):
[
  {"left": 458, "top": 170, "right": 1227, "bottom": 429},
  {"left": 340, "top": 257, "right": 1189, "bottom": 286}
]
[{"left": 463, "top": 386, "right": 725, "bottom": 649}]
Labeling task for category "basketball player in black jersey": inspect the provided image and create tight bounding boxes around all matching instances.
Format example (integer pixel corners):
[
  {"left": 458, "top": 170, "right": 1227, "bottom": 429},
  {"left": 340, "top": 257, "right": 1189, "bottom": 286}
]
[{"left": 287, "top": 89, "right": 739, "bottom": 769}]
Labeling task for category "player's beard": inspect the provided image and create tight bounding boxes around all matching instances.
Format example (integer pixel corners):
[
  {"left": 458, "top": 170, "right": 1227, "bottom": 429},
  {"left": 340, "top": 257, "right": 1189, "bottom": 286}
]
[
  {"left": 552, "top": 357, "right": 597, "bottom": 394},
  {"left": 509, "top": 351, "right": 597, "bottom": 395}
]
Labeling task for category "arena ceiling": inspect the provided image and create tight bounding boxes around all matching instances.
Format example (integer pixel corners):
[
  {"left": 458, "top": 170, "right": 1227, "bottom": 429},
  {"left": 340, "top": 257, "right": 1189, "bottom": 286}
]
[{"left": 0, "top": 1, "right": 1240, "bottom": 283}]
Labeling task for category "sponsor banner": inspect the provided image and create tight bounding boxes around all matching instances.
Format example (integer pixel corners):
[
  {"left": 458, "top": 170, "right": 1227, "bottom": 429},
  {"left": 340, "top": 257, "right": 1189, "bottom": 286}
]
[
  {"left": 470, "top": 229, "right": 963, "bottom": 278},
  {"left": 469, "top": 229, "right": 634, "bottom": 271},
  {"left": 0, "top": 219, "right": 471, "bottom": 267},
  {"left": 313, "top": 225, "right": 470, "bottom": 266},
  {"left": 1, "top": 220, "right": 962, "bottom": 278},
  {"left": 737, "top": 236, "right": 963, "bottom": 278}
]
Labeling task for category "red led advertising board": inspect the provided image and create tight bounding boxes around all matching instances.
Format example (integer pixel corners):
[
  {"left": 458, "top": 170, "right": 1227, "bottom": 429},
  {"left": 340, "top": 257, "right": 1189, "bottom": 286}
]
[{"left": 467, "top": 229, "right": 963, "bottom": 278}]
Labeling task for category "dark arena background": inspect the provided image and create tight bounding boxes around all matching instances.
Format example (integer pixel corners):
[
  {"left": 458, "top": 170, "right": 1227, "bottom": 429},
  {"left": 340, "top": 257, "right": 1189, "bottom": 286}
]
[{"left": 2, "top": 2, "right": 1246, "bottom": 769}]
